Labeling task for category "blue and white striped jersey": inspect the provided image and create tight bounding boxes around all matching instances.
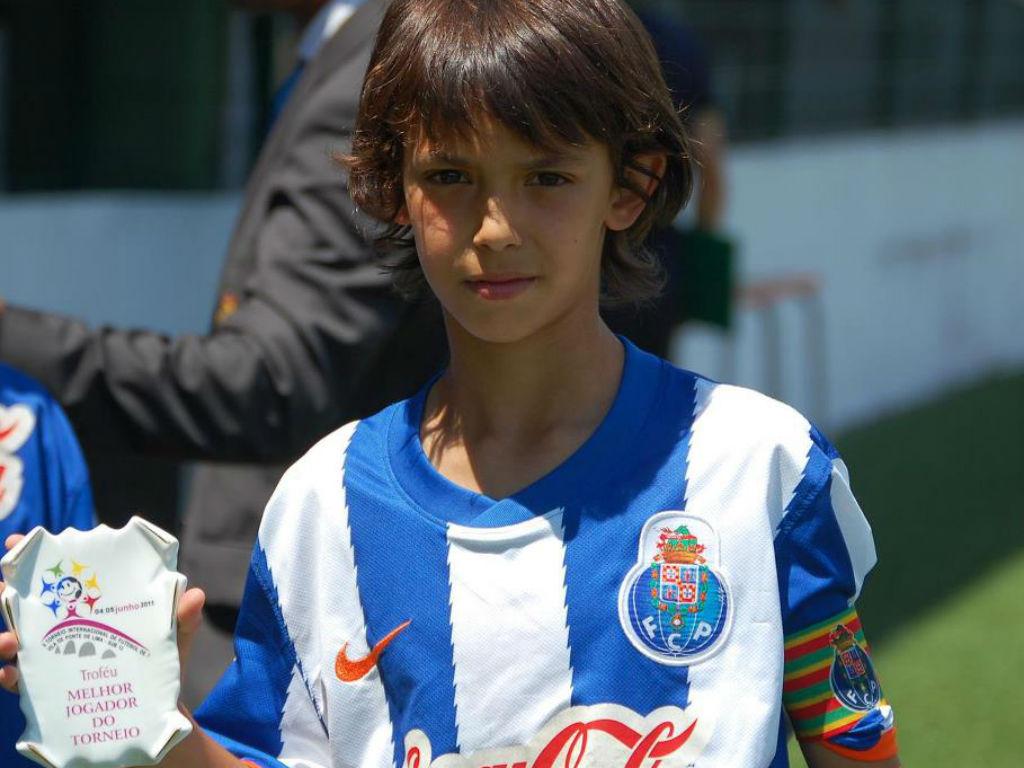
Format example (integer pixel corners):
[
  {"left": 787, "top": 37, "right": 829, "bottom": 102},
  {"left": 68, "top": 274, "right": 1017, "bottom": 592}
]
[{"left": 197, "top": 341, "right": 890, "bottom": 767}]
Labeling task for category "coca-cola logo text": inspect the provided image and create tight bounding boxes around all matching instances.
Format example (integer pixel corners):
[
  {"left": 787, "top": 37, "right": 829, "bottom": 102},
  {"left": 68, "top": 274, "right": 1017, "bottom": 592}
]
[{"left": 403, "top": 703, "right": 712, "bottom": 768}]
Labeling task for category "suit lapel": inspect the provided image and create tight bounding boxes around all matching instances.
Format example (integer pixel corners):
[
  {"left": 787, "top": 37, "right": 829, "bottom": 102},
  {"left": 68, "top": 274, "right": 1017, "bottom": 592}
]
[
  {"left": 222, "top": 0, "right": 386, "bottom": 289},
  {"left": 264, "top": 0, "right": 386, "bottom": 159}
]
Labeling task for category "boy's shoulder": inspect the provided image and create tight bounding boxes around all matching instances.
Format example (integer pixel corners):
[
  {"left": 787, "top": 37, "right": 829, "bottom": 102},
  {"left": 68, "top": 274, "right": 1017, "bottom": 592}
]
[
  {"left": 663, "top": 363, "right": 842, "bottom": 537},
  {"left": 0, "top": 363, "right": 66, "bottom": 453},
  {"left": 271, "top": 395, "right": 407, "bottom": 500},
  {"left": 256, "top": 399, "right": 407, "bottom": 554},
  {"left": 635, "top": 343, "right": 811, "bottom": 442},
  {"left": 0, "top": 362, "right": 53, "bottom": 410},
  {"left": 660, "top": 361, "right": 839, "bottom": 516},
  {"left": 662, "top": 359, "right": 828, "bottom": 455}
]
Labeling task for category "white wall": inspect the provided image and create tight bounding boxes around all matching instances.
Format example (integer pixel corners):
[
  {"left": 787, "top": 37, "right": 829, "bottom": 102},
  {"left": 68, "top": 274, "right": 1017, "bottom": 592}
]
[
  {"left": 0, "top": 194, "right": 238, "bottom": 335},
  {"left": 1, "top": 120, "right": 1021, "bottom": 431},
  {"left": 677, "top": 119, "right": 1024, "bottom": 430}
]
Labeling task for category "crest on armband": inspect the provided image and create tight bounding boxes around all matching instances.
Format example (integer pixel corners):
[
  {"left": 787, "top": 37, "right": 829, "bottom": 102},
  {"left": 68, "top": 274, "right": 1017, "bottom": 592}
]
[{"left": 828, "top": 623, "right": 882, "bottom": 711}]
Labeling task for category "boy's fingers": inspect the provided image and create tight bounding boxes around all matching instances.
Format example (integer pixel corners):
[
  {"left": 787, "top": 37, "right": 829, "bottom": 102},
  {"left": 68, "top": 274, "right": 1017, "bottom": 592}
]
[
  {"left": 0, "top": 630, "right": 17, "bottom": 660},
  {"left": 4, "top": 534, "right": 23, "bottom": 551},
  {"left": 176, "top": 588, "right": 206, "bottom": 668},
  {"left": 0, "top": 629, "right": 18, "bottom": 694},
  {"left": 0, "top": 662, "right": 19, "bottom": 694}
]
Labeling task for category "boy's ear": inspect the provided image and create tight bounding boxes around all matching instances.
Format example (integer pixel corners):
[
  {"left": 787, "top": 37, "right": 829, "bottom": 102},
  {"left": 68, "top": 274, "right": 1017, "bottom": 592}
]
[
  {"left": 606, "top": 152, "right": 667, "bottom": 232},
  {"left": 395, "top": 205, "right": 411, "bottom": 226}
]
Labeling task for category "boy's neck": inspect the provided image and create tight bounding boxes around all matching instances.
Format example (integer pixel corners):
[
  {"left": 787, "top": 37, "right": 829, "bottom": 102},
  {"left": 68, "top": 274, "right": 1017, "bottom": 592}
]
[{"left": 421, "top": 313, "right": 625, "bottom": 499}]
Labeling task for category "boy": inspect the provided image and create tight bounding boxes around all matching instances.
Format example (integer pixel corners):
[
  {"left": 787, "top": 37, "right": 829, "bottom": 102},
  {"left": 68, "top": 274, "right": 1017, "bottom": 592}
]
[
  {"left": 0, "top": 363, "right": 96, "bottom": 768},
  {"left": 1, "top": 1, "right": 898, "bottom": 766}
]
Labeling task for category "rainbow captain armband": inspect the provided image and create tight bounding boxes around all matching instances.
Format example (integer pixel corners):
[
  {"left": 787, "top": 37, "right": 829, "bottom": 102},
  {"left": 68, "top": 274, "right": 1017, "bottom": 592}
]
[{"left": 783, "top": 607, "right": 898, "bottom": 761}]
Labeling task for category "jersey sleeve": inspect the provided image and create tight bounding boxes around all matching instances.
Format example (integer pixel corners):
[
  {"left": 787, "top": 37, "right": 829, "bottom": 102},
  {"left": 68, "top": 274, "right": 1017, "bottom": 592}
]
[
  {"left": 194, "top": 542, "right": 330, "bottom": 768},
  {"left": 774, "top": 428, "right": 898, "bottom": 761},
  {"left": 42, "top": 396, "right": 96, "bottom": 533},
  {"left": 0, "top": 365, "right": 95, "bottom": 538}
]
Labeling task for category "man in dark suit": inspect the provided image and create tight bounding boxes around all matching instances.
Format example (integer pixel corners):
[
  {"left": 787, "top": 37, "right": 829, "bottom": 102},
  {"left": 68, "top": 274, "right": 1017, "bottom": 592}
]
[{"left": 0, "top": 0, "right": 446, "bottom": 703}]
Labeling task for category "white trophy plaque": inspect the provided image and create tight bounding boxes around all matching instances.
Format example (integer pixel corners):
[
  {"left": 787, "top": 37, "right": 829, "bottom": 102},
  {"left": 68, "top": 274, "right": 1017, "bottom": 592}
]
[{"left": 0, "top": 517, "right": 192, "bottom": 768}]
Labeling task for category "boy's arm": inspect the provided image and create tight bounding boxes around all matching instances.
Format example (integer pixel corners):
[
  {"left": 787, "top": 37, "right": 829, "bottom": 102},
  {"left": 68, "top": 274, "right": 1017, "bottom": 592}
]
[
  {"left": 776, "top": 434, "right": 899, "bottom": 764},
  {"left": 193, "top": 540, "right": 332, "bottom": 768},
  {"left": 148, "top": 709, "right": 247, "bottom": 768},
  {"left": 801, "top": 740, "right": 900, "bottom": 767},
  {"left": 154, "top": 587, "right": 246, "bottom": 768}
]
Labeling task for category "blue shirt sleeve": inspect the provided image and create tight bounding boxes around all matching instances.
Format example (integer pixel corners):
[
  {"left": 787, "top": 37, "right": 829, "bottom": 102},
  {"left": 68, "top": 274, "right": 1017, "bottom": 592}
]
[
  {"left": 774, "top": 431, "right": 871, "bottom": 632},
  {"left": 1, "top": 364, "right": 96, "bottom": 541},
  {"left": 43, "top": 395, "right": 96, "bottom": 533},
  {"left": 195, "top": 543, "right": 324, "bottom": 768},
  {"left": 774, "top": 429, "right": 896, "bottom": 755}
]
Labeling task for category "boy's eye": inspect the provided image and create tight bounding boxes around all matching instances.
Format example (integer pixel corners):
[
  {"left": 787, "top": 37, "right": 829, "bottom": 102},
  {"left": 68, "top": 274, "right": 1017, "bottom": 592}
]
[
  {"left": 528, "top": 172, "right": 570, "bottom": 187},
  {"left": 426, "top": 169, "right": 470, "bottom": 185}
]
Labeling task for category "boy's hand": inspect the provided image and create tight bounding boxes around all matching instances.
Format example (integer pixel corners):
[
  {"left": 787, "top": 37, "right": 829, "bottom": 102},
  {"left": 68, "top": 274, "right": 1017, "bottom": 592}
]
[
  {"left": 2, "top": 534, "right": 243, "bottom": 767},
  {"left": 176, "top": 587, "right": 207, "bottom": 684},
  {"left": 1, "top": 534, "right": 207, "bottom": 697},
  {"left": 1, "top": 534, "right": 25, "bottom": 693}
]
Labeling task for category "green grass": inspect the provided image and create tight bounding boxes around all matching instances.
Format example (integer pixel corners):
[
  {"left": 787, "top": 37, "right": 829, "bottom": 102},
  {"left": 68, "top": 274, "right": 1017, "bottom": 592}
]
[
  {"left": 787, "top": 370, "right": 1024, "bottom": 766},
  {"left": 839, "top": 371, "right": 1024, "bottom": 648}
]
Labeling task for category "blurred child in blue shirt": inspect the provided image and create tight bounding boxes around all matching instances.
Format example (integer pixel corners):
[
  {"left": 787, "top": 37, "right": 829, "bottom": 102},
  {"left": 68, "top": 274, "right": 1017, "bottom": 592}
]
[{"left": 0, "top": 362, "right": 95, "bottom": 768}]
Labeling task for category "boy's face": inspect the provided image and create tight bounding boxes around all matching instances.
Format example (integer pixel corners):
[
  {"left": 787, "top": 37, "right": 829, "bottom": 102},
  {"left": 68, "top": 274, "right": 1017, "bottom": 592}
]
[{"left": 400, "top": 118, "right": 649, "bottom": 345}]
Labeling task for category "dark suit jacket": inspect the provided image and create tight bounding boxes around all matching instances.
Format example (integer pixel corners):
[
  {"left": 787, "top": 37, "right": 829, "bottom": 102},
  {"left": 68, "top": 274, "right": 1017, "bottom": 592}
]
[{"left": 0, "top": 0, "right": 446, "bottom": 605}]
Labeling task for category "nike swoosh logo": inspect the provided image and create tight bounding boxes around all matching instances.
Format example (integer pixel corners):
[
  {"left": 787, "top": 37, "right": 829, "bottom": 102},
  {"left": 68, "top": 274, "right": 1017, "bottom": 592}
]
[{"left": 336, "top": 619, "right": 411, "bottom": 682}]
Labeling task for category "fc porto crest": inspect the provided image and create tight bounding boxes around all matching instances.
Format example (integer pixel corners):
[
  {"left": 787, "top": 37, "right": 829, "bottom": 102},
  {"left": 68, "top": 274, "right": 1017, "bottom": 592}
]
[
  {"left": 618, "top": 512, "right": 730, "bottom": 665},
  {"left": 828, "top": 624, "right": 882, "bottom": 711}
]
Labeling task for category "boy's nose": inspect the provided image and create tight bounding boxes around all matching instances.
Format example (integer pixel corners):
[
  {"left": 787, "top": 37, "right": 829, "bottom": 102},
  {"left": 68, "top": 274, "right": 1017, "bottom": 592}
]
[{"left": 473, "top": 196, "right": 522, "bottom": 251}]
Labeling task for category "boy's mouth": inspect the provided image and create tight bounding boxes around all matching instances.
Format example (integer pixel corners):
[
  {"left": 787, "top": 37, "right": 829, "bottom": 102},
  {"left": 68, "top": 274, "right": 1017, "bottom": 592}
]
[{"left": 464, "top": 274, "right": 537, "bottom": 300}]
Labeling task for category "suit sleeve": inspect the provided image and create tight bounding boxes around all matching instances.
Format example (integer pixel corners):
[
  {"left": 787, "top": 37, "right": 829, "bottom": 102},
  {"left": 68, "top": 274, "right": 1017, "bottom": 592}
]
[
  {"left": 774, "top": 429, "right": 898, "bottom": 761},
  {"left": 0, "top": 189, "right": 408, "bottom": 463},
  {"left": 196, "top": 542, "right": 330, "bottom": 768},
  {"left": 0, "top": 43, "right": 434, "bottom": 464}
]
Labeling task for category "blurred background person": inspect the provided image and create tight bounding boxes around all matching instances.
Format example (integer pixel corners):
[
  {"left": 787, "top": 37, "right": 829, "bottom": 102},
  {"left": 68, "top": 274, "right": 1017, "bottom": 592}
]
[
  {"left": 608, "top": 1, "right": 733, "bottom": 358},
  {"left": 0, "top": 0, "right": 446, "bottom": 705},
  {"left": 0, "top": 362, "right": 96, "bottom": 768},
  {"left": 0, "top": 0, "right": 1022, "bottom": 763}
]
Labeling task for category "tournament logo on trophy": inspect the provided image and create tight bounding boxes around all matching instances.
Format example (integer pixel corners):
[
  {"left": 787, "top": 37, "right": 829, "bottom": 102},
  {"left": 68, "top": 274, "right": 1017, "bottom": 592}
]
[
  {"left": 618, "top": 512, "right": 730, "bottom": 665},
  {"left": 40, "top": 560, "right": 101, "bottom": 620},
  {"left": 36, "top": 558, "right": 151, "bottom": 659}
]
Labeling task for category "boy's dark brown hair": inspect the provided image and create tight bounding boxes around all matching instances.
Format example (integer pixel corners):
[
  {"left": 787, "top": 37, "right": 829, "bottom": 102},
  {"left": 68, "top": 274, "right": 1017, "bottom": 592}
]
[{"left": 346, "top": 0, "right": 693, "bottom": 306}]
